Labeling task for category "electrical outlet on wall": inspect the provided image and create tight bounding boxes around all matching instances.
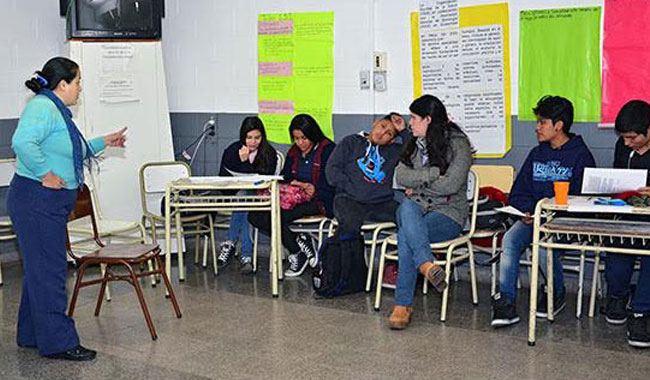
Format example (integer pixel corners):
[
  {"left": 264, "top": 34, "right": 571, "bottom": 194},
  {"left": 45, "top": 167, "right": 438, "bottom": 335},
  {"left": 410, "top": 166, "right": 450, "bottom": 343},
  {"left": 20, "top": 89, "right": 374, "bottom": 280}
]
[{"left": 373, "top": 51, "right": 387, "bottom": 71}]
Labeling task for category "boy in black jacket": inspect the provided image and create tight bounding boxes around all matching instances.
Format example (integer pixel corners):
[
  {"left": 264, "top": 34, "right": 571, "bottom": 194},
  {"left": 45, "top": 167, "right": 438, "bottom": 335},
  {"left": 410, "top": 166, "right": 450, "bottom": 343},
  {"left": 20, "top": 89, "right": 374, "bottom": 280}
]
[
  {"left": 604, "top": 100, "right": 650, "bottom": 348},
  {"left": 326, "top": 113, "right": 408, "bottom": 238}
]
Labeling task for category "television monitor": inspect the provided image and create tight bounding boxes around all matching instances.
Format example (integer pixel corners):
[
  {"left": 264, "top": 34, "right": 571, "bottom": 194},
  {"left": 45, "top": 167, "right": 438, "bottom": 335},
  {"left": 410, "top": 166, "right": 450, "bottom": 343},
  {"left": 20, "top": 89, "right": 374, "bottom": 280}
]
[{"left": 63, "top": 0, "right": 163, "bottom": 40}]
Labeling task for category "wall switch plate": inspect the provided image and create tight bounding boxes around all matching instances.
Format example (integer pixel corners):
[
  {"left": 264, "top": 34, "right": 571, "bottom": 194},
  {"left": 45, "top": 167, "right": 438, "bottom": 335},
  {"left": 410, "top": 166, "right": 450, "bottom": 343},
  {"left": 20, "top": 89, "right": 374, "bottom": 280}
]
[
  {"left": 373, "top": 51, "right": 387, "bottom": 71},
  {"left": 360, "top": 70, "right": 370, "bottom": 90}
]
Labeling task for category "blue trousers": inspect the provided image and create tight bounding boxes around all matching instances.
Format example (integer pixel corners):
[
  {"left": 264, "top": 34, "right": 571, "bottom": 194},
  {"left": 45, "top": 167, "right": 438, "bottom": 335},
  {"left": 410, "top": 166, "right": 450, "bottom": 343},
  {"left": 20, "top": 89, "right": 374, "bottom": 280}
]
[
  {"left": 606, "top": 253, "right": 650, "bottom": 313},
  {"left": 499, "top": 220, "right": 564, "bottom": 304},
  {"left": 394, "top": 200, "right": 462, "bottom": 306},
  {"left": 8, "top": 175, "right": 80, "bottom": 356}
]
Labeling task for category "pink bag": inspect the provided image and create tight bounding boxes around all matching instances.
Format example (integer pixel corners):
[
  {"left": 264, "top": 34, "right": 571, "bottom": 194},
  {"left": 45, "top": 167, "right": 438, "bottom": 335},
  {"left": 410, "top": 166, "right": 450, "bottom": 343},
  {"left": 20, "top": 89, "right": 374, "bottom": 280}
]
[{"left": 259, "top": 184, "right": 314, "bottom": 210}]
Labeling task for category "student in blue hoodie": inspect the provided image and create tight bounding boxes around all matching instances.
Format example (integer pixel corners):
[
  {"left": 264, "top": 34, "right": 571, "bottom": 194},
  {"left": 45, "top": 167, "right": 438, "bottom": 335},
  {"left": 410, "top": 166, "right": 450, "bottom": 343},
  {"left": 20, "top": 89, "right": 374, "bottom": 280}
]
[
  {"left": 491, "top": 95, "right": 595, "bottom": 328},
  {"left": 325, "top": 113, "right": 408, "bottom": 239}
]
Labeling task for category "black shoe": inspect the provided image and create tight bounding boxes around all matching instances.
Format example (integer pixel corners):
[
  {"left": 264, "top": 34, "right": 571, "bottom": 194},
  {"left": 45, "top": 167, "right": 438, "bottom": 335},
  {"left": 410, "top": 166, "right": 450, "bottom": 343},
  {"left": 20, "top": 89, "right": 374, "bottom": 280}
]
[
  {"left": 46, "top": 345, "right": 97, "bottom": 361},
  {"left": 217, "top": 240, "right": 235, "bottom": 268},
  {"left": 284, "top": 251, "right": 309, "bottom": 277},
  {"left": 604, "top": 295, "right": 628, "bottom": 325},
  {"left": 627, "top": 312, "right": 650, "bottom": 348},
  {"left": 491, "top": 293, "right": 520, "bottom": 328},
  {"left": 536, "top": 287, "right": 566, "bottom": 318},
  {"left": 296, "top": 233, "right": 318, "bottom": 268},
  {"left": 239, "top": 256, "right": 254, "bottom": 275}
]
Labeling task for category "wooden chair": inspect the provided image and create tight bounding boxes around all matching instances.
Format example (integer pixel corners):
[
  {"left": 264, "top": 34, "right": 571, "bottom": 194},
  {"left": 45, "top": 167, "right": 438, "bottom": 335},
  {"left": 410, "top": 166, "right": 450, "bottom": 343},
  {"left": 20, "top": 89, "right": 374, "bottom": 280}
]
[{"left": 66, "top": 184, "right": 182, "bottom": 340}]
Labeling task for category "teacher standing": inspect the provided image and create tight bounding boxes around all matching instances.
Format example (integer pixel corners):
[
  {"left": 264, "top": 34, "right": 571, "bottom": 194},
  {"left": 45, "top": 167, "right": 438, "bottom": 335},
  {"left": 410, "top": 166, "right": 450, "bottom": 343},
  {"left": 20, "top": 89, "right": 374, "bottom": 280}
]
[{"left": 8, "top": 57, "right": 126, "bottom": 361}]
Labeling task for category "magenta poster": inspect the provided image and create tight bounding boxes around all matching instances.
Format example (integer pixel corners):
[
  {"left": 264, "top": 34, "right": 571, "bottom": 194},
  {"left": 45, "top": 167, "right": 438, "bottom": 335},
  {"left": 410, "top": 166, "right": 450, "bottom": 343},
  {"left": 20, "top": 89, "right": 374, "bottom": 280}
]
[{"left": 602, "top": 0, "right": 650, "bottom": 123}]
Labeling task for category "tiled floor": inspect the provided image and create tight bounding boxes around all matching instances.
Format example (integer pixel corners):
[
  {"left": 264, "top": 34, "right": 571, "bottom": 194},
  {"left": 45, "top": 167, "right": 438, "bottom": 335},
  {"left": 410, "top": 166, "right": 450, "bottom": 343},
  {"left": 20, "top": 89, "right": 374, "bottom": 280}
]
[{"left": 1, "top": 251, "right": 649, "bottom": 380}]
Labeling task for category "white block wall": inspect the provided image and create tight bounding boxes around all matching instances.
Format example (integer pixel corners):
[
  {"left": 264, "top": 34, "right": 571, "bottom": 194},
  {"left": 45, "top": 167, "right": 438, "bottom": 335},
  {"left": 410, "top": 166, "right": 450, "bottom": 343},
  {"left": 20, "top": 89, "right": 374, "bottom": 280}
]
[{"left": 0, "top": 0, "right": 67, "bottom": 119}]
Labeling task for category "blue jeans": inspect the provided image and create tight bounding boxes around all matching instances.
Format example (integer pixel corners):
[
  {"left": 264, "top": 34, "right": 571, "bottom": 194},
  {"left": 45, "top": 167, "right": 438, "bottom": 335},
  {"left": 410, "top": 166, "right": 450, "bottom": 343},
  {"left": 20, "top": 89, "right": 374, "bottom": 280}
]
[
  {"left": 394, "top": 200, "right": 463, "bottom": 306},
  {"left": 499, "top": 220, "right": 564, "bottom": 304}
]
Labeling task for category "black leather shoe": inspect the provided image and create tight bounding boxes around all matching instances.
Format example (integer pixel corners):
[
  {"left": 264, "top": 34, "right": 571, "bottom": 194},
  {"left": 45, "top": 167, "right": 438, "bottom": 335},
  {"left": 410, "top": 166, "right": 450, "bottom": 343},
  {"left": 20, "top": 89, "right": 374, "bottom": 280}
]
[{"left": 46, "top": 345, "right": 97, "bottom": 361}]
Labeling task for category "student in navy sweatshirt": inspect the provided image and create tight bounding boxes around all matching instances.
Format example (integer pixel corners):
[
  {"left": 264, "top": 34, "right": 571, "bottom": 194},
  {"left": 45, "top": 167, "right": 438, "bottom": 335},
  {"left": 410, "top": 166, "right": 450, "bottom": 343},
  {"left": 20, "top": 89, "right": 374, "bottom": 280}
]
[
  {"left": 217, "top": 116, "right": 278, "bottom": 274},
  {"left": 325, "top": 113, "right": 408, "bottom": 238},
  {"left": 491, "top": 95, "right": 595, "bottom": 328},
  {"left": 603, "top": 100, "right": 650, "bottom": 348}
]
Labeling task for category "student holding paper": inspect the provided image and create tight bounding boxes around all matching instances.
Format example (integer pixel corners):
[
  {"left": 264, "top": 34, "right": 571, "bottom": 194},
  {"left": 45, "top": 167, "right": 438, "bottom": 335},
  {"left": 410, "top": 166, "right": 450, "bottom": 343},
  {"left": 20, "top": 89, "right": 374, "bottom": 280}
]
[
  {"left": 491, "top": 95, "right": 595, "bottom": 328},
  {"left": 604, "top": 100, "right": 650, "bottom": 348}
]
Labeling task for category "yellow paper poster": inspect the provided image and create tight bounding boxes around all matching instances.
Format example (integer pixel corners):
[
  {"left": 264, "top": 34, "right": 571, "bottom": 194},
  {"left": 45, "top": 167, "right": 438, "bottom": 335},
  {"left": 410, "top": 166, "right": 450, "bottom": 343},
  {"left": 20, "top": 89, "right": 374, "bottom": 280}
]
[
  {"left": 258, "top": 12, "right": 334, "bottom": 144},
  {"left": 411, "top": 3, "right": 511, "bottom": 158}
]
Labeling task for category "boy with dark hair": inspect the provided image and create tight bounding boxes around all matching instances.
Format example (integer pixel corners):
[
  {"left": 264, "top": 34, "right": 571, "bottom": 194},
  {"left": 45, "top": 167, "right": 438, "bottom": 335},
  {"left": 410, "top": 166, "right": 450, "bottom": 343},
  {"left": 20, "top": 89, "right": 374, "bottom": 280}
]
[
  {"left": 491, "top": 95, "right": 596, "bottom": 328},
  {"left": 326, "top": 113, "right": 408, "bottom": 239},
  {"left": 604, "top": 100, "right": 650, "bottom": 348}
]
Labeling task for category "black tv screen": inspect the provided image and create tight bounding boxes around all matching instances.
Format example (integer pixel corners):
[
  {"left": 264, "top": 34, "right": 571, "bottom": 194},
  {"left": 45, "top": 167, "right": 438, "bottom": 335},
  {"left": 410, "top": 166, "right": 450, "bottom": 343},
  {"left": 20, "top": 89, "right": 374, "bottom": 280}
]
[{"left": 65, "top": 0, "right": 163, "bottom": 40}]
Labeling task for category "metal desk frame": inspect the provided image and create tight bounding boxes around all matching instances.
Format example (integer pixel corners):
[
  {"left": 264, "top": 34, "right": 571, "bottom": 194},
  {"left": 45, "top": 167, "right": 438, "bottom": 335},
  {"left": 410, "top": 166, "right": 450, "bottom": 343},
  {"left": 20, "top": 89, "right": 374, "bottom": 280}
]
[
  {"left": 164, "top": 177, "right": 283, "bottom": 297},
  {"left": 529, "top": 197, "right": 650, "bottom": 345}
]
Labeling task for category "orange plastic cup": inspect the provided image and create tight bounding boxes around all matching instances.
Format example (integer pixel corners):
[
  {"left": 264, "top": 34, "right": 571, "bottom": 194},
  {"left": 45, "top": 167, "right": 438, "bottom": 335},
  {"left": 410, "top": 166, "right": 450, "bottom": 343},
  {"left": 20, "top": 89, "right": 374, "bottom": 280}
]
[{"left": 553, "top": 181, "right": 569, "bottom": 205}]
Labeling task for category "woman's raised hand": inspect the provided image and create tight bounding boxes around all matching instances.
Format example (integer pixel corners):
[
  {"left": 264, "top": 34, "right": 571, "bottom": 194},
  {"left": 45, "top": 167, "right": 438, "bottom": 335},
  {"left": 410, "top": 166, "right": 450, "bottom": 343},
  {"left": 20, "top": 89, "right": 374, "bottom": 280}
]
[{"left": 104, "top": 127, "right": 127, "bottom": 147}]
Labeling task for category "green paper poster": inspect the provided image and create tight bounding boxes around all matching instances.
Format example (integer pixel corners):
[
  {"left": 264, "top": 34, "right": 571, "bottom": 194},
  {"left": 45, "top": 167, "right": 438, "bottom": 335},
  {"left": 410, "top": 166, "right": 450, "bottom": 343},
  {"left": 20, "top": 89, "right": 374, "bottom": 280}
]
[
  {"left": 519, "top": 7, "right": 601, "bottom": 122},
  {"left": 258, "top": 12, "right": 334, "bottom": 144}
]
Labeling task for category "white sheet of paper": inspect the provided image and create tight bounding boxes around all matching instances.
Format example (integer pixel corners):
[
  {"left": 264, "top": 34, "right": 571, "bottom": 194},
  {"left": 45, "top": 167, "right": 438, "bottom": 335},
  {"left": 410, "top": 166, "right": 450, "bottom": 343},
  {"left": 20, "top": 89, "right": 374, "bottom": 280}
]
[
  {"left": 581, "top": 168, "right": 648, "bottom": 194},
  {"left": 495, "top": 205, "right": 526, "bottom": 217}
]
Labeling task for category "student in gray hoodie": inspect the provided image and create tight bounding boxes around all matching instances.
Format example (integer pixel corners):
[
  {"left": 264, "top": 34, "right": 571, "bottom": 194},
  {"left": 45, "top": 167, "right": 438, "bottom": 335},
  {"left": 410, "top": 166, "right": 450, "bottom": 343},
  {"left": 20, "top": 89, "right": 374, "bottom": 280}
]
[
  {"left": 325, "top": 113, "right": 408, "bottom": 239},
  {"left": 388, "top": 95, "right": 473, "bottom": 330}
]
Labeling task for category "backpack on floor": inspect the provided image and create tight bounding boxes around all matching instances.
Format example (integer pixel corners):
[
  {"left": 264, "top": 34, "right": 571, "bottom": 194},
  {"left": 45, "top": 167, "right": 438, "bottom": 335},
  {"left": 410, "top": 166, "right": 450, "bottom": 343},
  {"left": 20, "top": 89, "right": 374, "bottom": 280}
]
[
  {"left": 312, "top": 233, "right": 367, "bottom": 298},
  {"left": 473, "top": 186, "right": 515, "bottom": 231}
]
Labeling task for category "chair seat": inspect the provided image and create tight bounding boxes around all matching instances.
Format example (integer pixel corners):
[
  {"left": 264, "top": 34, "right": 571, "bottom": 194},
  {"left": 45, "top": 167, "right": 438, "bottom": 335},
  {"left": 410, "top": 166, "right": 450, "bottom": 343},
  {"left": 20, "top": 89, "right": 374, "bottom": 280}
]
[
  {"left": 384, "top": 233, "right": 471, "bottom": 249},
  {"left": 361, "top": 222, "right": 396, "bottom": 231},
  {"left": 292, "top": 215, "right": 327, "bottom": 224},
  {"left": 79, "top": 243, "right": 160, "bottom": 261},
  {"left": 471, "top": 227, "right": 506, "bottom": 239}
]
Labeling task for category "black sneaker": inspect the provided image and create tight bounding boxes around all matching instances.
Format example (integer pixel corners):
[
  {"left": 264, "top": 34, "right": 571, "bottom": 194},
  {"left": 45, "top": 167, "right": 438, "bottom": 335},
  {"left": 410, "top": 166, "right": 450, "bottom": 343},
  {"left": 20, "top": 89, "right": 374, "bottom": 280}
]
[
  {"left": 296, "top": 233, "right": 318, "bottom": 268},
  {"left": 239, "top": 256, "right": 254, "bottom": 275},
  {"left": 217, "top": 240, "right": 235, "bottom": 268},
  {"left": 627, "top": 312, "right": 650, "bottom": 348},
  {"left": 536, "top": 287, "right": 566, "bottom": 318},
  {"left": 604, "top": 295, "right": 629, "bottom": 325},
  {"left": 284, "top": 251, "right": 309, "bottom": 277},
  {"left": 491, "top": 293, "right": 520, "bottom": 328}
]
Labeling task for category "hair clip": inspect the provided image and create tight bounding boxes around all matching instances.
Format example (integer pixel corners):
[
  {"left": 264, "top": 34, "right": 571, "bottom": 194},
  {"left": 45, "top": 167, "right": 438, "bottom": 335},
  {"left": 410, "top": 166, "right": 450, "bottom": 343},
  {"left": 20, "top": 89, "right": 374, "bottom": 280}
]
[{"left": 34, "top": 73, "right": 48, "bottom": 87}]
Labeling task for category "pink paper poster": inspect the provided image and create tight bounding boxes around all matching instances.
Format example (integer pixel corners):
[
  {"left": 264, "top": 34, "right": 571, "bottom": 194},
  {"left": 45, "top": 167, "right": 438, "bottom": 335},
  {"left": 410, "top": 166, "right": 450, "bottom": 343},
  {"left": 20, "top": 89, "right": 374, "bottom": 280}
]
[{"left": 602, "top": 0, "right": 650, "bottom": 123}]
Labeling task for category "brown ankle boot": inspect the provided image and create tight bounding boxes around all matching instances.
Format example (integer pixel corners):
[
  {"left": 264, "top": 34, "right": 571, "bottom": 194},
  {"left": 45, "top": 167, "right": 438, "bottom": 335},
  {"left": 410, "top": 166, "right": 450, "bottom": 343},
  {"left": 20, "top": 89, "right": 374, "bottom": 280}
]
[
  {"left": 388, "top": 305, "right": 413, "bottom": 330},
  {"left": 419, "top": 262, "right": 448, "bottom": 292}
]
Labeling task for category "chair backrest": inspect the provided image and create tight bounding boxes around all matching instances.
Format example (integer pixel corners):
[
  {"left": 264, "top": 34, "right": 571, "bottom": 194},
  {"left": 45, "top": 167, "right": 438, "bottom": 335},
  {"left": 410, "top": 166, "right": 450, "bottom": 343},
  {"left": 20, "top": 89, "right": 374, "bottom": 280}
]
[
  {"left": 275, "top": 150, "right": 285, "bottom": 176},
  {"left": 67, "top": 184, "right": 101, "bottom": 258},
  {"left": 466, "top": 169, "right": 480, "bottom": 236},
  {"left": 470, "top": 165, "right": 514, "bottom": 193},
  {"left": 139, "top": 161, "right": 191, "bottom": 217}
]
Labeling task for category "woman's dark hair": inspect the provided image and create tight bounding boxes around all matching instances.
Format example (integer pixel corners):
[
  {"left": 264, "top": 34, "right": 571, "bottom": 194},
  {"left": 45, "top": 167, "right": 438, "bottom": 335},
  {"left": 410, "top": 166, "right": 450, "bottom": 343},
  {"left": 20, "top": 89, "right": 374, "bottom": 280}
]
[
  {"left": 25, "top": 57, "right": 79, "bottom": 94},
  {"left": 239, "top": 116, "right": 276, "bottom": 174},
  {"left": 615, "top": 100, "right": 650, "bottom": 136},
  {"left": 400, "top": 94, "right": 466, "bottom": 175},
  {"left": 289, "top": 114, "right": 327, "bottom": 144}
]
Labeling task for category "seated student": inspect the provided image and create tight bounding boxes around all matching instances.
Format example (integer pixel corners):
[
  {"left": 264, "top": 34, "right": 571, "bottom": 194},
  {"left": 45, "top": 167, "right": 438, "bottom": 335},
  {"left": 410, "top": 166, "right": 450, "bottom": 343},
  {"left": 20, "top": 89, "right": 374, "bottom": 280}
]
[
  {"left": 604, "top": 100, "right": 650, "bottom": 348},
  {"left": 325, "top": 112, "right": 408, "bottom": 240},
  {"left": 248, "top": 114, "right": 335, "bottom": 277},
  {"left": 491, "top": 95, "right": 596, "bottom": 328},
  {"left": 388, "top": 95, "right": 472, "bottom": 330},
  {"left": 217, "top": 116, "right": 278, "bottom": 274}
]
